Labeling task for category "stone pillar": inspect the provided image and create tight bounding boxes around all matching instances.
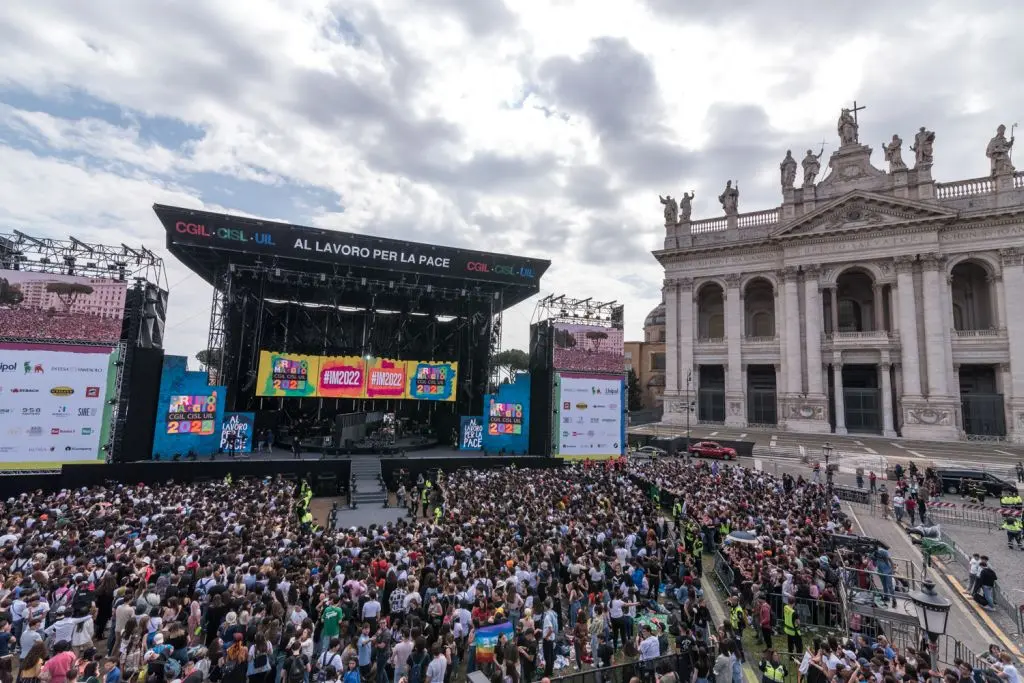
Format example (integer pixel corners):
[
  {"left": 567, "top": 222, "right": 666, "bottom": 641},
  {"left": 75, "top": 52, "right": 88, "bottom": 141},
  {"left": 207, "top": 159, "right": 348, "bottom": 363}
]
[
  {"left": 664, "top": 279, "right": 679, "bottom": 396},
  {"left": 1000, "top": 362, "right": 1014, "bottom": 440},
  {"left": 833, "top": 360, "right": 847, "bottom": 435},
  {"left": 665, "top": 277, "right": 695, "bottom": 426},
  {"left": 920, "top": 254, "right": 949, "bottom": 397},
  {"left": 781, "top": 268, "right": 802, "bottom": 399},
  {"left": 830, "top": 286, "right": 840, "bottom": 333},
  {"left": 724, "top": 274, "right": 745, "bottom": 426},
  {"left": 991, "top": 274, "right": 1006, "bottom": 329},
  {"left": 895, "top": 256, "right": 922, "bottom": 397},
  {"left": 1001, "top": 249, "right": 1024, "bottom": 441},
  {"left": 872, "top": 283, "right": 884, "bottom": 332},
  {"left": 803, "top": 267, "right": 825, "bottom": 396},
  {"left": 880, "top": 362, "right": 896, "bottom": 437}
]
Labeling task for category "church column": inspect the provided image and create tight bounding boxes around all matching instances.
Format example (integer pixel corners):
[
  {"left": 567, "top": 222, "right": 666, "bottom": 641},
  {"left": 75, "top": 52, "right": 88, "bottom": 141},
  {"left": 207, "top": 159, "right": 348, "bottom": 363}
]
[
  {"left": 872, "top": 284, "right": 885, "bottom": 332},
  {"left": 803, "top": 266, "right": 825, "bottom": 396},
  {"left": 1001, "top": 249, "right": 1024, "bottom": 441},
  {"left": 895, "top": 256, "right": 922, "bottom": 397},
  {"left": 991, "top": 274, "right": 1006, "bottom": 329},
  {"left": 880, "top": 362, "right": 896, "bottom": 437},
  {"left": 830, "top": 286, "right": 840, "bottom": 333},
  {"left": 781, "top": 268, "right": 802, "bottom": 398},
  {"left": 678, "top": 278, "right": 695, "bottom": 419},
  {"left": 920, "top": 254, "right": 949, "bottom": 397},
  {"left": 775, "top": 275, "right": 788, "bottom": 396},
  {"left": 664, "top": 278, "right": 679, "bottom": 397},
  {"left": 724, "top": 274, "right": 745, "bottom": 426},
  {"left": 833, "top": 360, "right": 847, "bottom": 435}
]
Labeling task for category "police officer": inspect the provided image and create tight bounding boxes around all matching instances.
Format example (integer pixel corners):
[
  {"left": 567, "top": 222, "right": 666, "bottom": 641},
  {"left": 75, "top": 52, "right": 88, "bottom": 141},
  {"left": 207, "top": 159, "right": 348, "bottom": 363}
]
[
  {"left": 728, "top": 596, "right": 746, "bottom": 637},
  {"left": 759, "top": 649, "right": 786, "bottom": 683},
  {"left": 1000, "top": 492, "right": 1023, "bottom": 508},
  {"left": 1001, "top": 516, "right": 1023, "bottom": 549}
]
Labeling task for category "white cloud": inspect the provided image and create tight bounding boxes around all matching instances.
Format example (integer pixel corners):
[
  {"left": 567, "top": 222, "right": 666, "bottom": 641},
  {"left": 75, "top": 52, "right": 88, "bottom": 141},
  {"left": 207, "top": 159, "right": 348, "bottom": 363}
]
[{"left": 0, "top": 0, "right": 1022, "bottom": 365}]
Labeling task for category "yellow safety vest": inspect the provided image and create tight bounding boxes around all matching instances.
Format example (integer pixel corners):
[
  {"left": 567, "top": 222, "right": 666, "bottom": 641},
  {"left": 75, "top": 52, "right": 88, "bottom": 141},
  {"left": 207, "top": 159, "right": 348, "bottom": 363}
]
[
  {"left": 762, "top": 663, "right": 785, "bottom": 683},
  {"left": 730, "top": 606, "right": 745, "bottom": 630},
  {"left": 783, "top": 604, "right": 799, "bottom": 636}
]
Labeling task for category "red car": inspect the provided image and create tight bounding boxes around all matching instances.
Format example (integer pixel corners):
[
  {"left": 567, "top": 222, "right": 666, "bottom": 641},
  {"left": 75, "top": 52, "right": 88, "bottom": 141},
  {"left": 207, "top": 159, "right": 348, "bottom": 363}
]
[{"left": 688, "top": 441, "right": 738, "bottom": 460}]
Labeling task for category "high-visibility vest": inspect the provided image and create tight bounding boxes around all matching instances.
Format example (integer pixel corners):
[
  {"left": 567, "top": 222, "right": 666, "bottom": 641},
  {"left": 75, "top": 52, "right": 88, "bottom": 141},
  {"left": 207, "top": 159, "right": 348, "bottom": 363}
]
[
  {"left": 1001, "top": 495, "right": 1018, "bottom": 506},
  {"left": 434, "top": 507, "right": 442, "bottom": 523},
  {"left": 692, "top": 539, "right": 704, "bottom": 556},
  {"left": 673, "top": 502, "right": 683, "bottom": 518},
  {"left": 783, "top": 604, "right": 799, "bottom": 636},
  {"left": 719, "top": 522, "right": 730, "bottom": 536},
  {"left": 730, "top": 606, "right": 745, "bottom": 630},
  {"left": 421, "top": 488, "right": 429, "bottom": 503},
  {"left": 301, "top": 511, "right": 313, "bottom": 524},
  {"left": 762, "top": 663, "right": 785, "bottom": 683}
]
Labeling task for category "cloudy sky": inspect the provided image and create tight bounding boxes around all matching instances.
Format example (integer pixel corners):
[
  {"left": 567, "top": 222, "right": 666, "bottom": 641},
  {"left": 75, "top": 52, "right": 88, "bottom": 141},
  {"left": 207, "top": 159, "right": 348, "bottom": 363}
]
[{"left": 1, "top": 1, "right": 1021, "bottom": 363}]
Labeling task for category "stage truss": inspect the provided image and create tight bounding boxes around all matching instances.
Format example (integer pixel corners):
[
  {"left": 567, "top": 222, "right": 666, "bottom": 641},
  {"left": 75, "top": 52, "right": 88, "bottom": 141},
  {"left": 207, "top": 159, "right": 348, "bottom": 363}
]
[{"left": 531, "top": 293, "right": 624, "bottom": 328}]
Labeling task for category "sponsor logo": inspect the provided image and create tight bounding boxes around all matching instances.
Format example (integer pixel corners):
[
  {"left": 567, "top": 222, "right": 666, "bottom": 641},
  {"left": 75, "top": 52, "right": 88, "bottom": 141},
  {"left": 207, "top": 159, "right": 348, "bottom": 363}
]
[
  {"left": 85, "top": 386, "right": 101, "bottom": 398},
  {"left": 0, "top": 408, "right": 10, "bottom": 415},
  {"left": 609, "top": 403, "right": 618, "bottom": 410},
  {"left": 575, "top": 402, "right": 588, "bottom": 410},
  {"left": 50, "top": 386, "right": 74, "bottom": 397},
  {"left": 6, "top": 427, "right": 20, "bottom": 437},
  {"left": 23, "top": 362, "right": 44, "bottom": 374},
  {"left": 600, "top": 418, "right": 617, "bottom": 423},
  {"left": 51, "top": 427, "right": 75, "bottom": 435},
  {"left": 562, "top": 402, "right": 570, "bottom": 410},
  {"left": 27, "top": 426, "right": 43, "bottom": 437},
  {"left": 0, "top": 362, "right": 15, "bottom": 373},
  {"left": 28, "top": 447, "right": 51, "bottom": 453},
  {"left": 10, "top": 388, "right": 39, "bottom": 394},
  {"left": 81, "top": 427, "right": 93, "bottom": 436},
  {"left": 562, "top": 431, "right": 569, "bottom": 437},
  {"left": 21, "top": 408, "right": 40, "bottom": 417},
  {"left": 50, "top": 366, "right": 103, "bottom": 373},
  {"left": 64, "top": 446, "right": 92, "bottom": 452},
  {"left": 52, "top": 406, "right": 69, "bottom": 417},
  {"left": 465, "top": 262, "right": 535, "bottom": 279},
  {"left": 174, "top": 221, "right": 255, "bottom": 243},
  {"left": 77, "top": 407, "right": 97, "bottom": 417}
]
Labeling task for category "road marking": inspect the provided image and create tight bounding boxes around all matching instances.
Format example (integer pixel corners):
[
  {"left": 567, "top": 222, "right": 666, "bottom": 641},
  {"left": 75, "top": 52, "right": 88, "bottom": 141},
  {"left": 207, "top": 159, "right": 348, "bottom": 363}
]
[
  {"left": 891, "top": 442, "right": 907, "bottom": 450},
  {"left": 940, "top": 567, "right": 1023, "bottom": 659},
  {"left": 844, "top": 503, "right": 867, "bottom": 536},
  {"left": 709, "top": 431, "right": 719, "bottom": 437},
  {"left": 854, "top": 440, "right": 864, "bottom": 446},
  {"left": 864, "top": 447, "right": 878, "bottom": 454},
  {"left": 739, "top": 433, "right": 747, "bottom": 439},
  {"left": 908, "top": 450, "right": 926, "bottom": 458},
  {"left": 995, "top": 449, "right": 1015, "bottom": 456}
]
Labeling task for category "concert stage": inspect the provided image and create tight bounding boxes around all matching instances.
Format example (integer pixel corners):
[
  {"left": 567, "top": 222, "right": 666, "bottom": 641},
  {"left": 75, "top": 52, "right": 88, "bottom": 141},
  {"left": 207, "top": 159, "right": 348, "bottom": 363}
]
[{"left": 155, "top": 204, "right": 550, "bottom": 452}]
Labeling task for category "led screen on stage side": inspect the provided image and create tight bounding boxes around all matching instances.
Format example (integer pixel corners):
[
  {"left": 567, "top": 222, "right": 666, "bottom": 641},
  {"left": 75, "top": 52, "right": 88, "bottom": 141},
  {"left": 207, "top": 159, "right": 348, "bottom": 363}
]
[
  {"left": 166, "top": 394, "right": 217, "bottom": 435},
  {"left": 0, "top": 269, "right": 127, "bottom": 345},
  {"left": 488, "top": 401, "right": 524, "bottom": 435},
  {"left": 552, "top": 323, "right": 625, "bottom": 374},
  {"left": 553, "top": 372, "right": 625, "bottom": 459},
  {"left": 318, "top": 356, "right": 366, "bottom": 399},
  {"left": 407, "top": 361, "right": 457, "bottom": 401},
  {"left": 256, "top": 351, "right": 320, "bottom": 397},
  {"left": 365, "top": 358, "right": 408, "bottom": 399},
  {"left": 0, "top": 347, "right": 113, "bottom": 464}
]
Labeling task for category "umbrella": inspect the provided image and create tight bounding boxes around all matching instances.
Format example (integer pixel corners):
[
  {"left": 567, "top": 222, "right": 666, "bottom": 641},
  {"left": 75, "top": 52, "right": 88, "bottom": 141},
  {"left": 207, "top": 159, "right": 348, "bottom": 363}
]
[{"left": 726, "top": 530, "right": 760, "bottom": 545}]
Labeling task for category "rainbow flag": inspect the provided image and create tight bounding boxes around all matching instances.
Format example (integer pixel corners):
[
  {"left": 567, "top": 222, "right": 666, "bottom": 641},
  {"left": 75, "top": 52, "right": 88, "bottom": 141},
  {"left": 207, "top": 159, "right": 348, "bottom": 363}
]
[{"left": 474, "top": 622, "right": 515, "bottom": 664}]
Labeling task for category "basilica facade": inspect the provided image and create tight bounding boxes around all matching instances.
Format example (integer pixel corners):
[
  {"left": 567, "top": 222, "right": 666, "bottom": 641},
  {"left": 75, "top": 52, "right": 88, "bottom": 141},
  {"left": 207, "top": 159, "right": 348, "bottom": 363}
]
[{"left": 655, "top": 110, "right": 1024, "bottom": 442}]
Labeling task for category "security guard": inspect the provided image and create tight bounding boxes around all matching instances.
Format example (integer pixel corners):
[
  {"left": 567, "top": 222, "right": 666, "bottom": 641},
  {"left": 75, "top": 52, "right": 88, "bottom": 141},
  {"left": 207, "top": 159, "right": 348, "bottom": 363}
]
[
  {"left": 759, "top": 649, "right": 786, "bottom": 683},
  {"left": 672, "top": 500, "right": 683, "bottom": 521},
  {"left": 783, "top": 598, "right": 802, "bottom": 654},
  {"left": 420, "top": 483, "right": 431, "bottom": 518},
  {"left": 434, "top": 505, "right": 443, "bottom": 524},
  {"left": 728, "top": 597, "right": 746, "bottom": 636},
  {"left": 1001, "top": 515, "right": 1023, "bottom": 549},
  {"left": 1000, "top": 492, "right": 1023, "bottom": 507}
]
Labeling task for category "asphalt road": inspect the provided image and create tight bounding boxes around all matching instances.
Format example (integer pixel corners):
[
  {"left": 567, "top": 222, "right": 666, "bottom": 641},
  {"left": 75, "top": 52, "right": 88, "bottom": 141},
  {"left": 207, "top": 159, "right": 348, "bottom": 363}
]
[{"left": 629, "top": 423, "right": 1024, "bottom": 476}]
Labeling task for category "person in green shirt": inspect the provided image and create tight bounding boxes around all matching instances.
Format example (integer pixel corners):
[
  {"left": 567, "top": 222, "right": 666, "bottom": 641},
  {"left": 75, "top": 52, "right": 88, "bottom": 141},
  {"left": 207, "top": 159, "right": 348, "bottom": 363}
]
[{"left": 320, "top": 596, "right": 344, "bottom": 653}]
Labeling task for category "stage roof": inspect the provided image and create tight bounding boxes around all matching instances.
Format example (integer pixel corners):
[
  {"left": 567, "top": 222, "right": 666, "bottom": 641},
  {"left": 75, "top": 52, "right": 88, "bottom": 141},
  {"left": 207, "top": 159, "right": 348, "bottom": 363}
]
[{"left": 156, "top": 204, "right": 549, "bottom": 311}]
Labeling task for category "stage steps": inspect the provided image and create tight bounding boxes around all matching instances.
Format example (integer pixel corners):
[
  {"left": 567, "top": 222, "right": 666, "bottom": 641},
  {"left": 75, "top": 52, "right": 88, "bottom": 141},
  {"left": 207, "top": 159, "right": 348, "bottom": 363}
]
[{"left": 350, "top": 456, "right": 388, "bottom": 505}]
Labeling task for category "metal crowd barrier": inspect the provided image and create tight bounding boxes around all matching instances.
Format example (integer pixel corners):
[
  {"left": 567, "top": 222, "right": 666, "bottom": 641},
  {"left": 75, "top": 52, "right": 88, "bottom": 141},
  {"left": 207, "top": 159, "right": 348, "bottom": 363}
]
[{"left": 550, "top": 652, "right": 680, "bottom": 683}]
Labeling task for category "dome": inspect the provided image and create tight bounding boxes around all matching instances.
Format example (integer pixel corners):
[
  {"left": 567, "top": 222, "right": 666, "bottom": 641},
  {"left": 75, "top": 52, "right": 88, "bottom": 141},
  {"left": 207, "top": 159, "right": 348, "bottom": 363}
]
[{"left": 644, "top": 301, "right": 666, "bottom": 328}]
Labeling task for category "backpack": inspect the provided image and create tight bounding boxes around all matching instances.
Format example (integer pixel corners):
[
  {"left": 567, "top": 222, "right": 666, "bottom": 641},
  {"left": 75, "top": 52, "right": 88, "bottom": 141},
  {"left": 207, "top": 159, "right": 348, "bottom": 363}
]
[
  {"left": 164, "top": 657, "right": 182, "bottom": 680},
  {"left": 287, "top": 656, "right": 306, "bottom": 683},
  {"left": 315, "top": 651, "right": 340, "bottom": 682},
  {"left": 409, "top": 653, "right": 428, "bottom": 683}
]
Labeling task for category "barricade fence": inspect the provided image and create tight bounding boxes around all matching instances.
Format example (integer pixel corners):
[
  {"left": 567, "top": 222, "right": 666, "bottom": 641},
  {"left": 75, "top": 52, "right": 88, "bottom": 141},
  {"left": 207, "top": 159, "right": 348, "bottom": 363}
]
[{"left": 550, "top": 652, "right": 678, "bottom": 683}]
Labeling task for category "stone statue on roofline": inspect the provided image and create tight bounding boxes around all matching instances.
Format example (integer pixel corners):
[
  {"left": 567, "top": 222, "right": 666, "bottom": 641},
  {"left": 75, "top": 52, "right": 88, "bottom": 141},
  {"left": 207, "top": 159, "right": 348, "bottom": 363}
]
[
  {"left": 679, "top": 191, "right": 695, "bottom": 222},
  {"left": 659, "top": 194, "right": 678, "bottom": 225},
  {"left": 987, "top": 124, "right": 1015, "bottom": 176},
  {"left": 718, "top": 180, "right": 739, "bottom": 216},
  {"left": 910, "top": 126, "right": 935, "bottom": 169},
  {"left": 883, "top": 134, "right": 907, "bottom": 172},
  {"left": 802, "top": 148, "right": 823, "bottom": 186},
  {"left": 838, "top": 108, "right": 859, "bottom": 146},
  {"left": 780, "top": 150, "right": 797, "bottom": 190}
]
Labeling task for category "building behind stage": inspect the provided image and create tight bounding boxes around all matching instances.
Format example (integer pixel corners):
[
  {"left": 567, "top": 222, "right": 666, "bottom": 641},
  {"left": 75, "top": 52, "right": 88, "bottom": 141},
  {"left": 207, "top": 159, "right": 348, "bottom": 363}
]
[
  {"left": 654, "top": 108, "right": 1024, "bottom": 442},
  {"left": 625, "top": 303, "right": 666, "bottom": 412}
]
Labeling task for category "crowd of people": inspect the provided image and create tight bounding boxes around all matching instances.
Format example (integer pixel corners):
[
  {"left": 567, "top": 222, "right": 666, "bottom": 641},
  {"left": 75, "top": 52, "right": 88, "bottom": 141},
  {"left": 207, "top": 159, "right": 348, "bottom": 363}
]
[
  {"left": 0, "top": 310, "right": 122, "bottom": 344},
  {"left": 0, "top": 456, "right": 1011, "bottom": 683}
]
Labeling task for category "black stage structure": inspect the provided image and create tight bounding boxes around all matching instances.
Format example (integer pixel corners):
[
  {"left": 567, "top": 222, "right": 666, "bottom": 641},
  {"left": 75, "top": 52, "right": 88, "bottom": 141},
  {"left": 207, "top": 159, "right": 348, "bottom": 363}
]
[{"left": 156, "top": 204, "right": 549, "bottom": 443}]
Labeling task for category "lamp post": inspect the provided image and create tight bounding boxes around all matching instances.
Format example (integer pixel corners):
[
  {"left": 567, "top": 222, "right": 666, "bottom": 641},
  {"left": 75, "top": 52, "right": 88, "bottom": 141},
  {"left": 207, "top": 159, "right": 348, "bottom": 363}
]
[
  {"left": 909, "top": 578, "right": 952, "bottom": 650},
  {"left": 822, "top": 442, "right": 834, "bottom": 494}
]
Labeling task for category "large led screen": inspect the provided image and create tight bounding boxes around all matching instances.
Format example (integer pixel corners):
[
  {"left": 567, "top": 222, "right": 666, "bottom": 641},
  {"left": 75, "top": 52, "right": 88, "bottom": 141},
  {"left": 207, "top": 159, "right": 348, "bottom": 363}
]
[
  {"left": 256, "top": 351, "right": 320, "bottom": 397},
  {"left": 0, "top": 347, "right": 113, "bottom": 464},
  {"left": 0, "top": 269, "right": 127, "bottom": 345},
  {"left": 552, "top": 323, "right": 624, "bottom": 374},
  {"left": 553, "top": 372, "right": 625, "bottom": 459}
]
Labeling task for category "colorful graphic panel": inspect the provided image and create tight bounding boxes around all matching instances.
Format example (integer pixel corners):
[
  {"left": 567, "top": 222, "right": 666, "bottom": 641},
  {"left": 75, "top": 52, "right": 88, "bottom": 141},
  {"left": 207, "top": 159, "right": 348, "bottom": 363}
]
[
  {"left": 481, "top": 372, "right": 531, "bottom": 455},
  {"left": 364, "top": 358, "right": 408, "bottom": 399},
  {"left": 220, "top": 412, "right": 254, "bottom": 452},
  {"left": 318, "top": 356, "right": 366, "bottom": 398},
  {"left": 488, "top": 401, "right": 524, "bottom": 435},
  {"left": 167, "top": 394, "right": 217, "bottom": 436},
  {"left": 553, "top": 372, "right": 625, "bottom": 459},
  {"left": 459, "top": 416, "right": 483, "bottom": 451},
  {"left": 0, "top": 346, "right": 113, "bottom": 464},
  {"left": 256, "top": 351, "right": 319, "bottom": 397},
  {"left": 407, "top": 361, "right": 457, "bottom": 401}
]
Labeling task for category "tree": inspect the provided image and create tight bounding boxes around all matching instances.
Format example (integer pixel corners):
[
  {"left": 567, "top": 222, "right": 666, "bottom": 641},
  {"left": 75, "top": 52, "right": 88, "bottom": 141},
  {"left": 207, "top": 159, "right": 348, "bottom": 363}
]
[
  {"left": 196, "top": 348, "right": 224, "bottom": 370},
  {"left": 45, "top": 282, "right": 93, "bottom": 312},
  {"left": 553, "top": 327, "right": 577, "bottom": 349},
  {"left": 585, "top": 329, "right": 608, "bottom": 352},
  {"left": 492, "top": 348, "right": 529, "bottom": 384},
  {"left": 627, "top": 369, "right": 643, "bottom": 411},
  {"left": 0, "top": 278, "right": 23, "bottom": 306}
]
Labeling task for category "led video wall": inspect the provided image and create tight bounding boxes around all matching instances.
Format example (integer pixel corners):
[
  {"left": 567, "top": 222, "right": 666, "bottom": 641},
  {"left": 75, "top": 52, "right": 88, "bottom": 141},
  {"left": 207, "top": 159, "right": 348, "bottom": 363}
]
[{"left": 255, "top": 351, "right": 457, "bottom": 401}]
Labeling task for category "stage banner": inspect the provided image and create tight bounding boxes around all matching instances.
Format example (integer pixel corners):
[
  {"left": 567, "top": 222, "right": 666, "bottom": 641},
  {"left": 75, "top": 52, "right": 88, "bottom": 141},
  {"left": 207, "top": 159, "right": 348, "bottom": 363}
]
[
  {"left": 552, "top": 372, "right": 625, "bottom": 459},
  {"left": 474, "top": 622, "right": 514, "bottom": 665},
  {"left": 219, "top": 412, "right": 254, "bottom": 452},
  {"left": 318, "top": 356, "right": 366, "bottom": 398},
  {"left": 458, "top": 416, "right": 483, "bottom": 451},
  {"left": 256, "top": 351, "right": 320, "bottom": 397},
  {"left": 406, "top": 360, "right": 457, "bottom": 401},
  {"left": 365, "top": 358, "right": 408, "bottom": 399}
]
